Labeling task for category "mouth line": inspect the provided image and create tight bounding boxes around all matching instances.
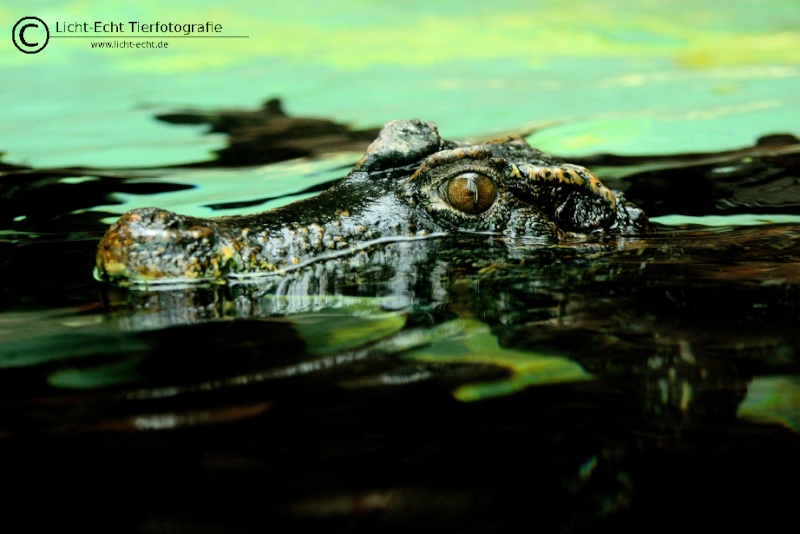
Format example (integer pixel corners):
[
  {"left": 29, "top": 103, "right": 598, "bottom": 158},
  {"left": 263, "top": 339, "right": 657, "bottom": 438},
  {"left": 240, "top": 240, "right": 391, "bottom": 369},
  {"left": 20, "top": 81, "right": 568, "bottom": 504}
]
[
  {"left": 100, "top": 232, "right": 451, "bottom": 289},
  {"left": 228, "top": 232, "right": 451, "bottom": 284}
]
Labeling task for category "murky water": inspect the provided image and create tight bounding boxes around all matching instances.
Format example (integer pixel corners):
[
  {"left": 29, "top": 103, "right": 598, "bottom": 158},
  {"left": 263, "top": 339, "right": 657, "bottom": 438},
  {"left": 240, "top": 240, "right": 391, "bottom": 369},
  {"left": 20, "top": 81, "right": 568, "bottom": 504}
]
[
  {"left": 3, "top": 1, "right": 800, "bottom": 531},
  {"left": 1, "top": 105, "right": 799, "bottom": 532}
]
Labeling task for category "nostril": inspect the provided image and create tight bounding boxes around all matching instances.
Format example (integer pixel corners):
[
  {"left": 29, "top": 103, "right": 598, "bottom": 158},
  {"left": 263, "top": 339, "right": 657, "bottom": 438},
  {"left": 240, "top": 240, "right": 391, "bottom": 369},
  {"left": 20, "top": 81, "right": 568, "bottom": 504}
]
[
  {"left": 117, "top": 208, "right": 215, "bottom": 244},
  {"left": 96, "top": 208, "right": 230, "bottom": 283},
  {"left": 118, "top": 207, "right": 181, "bottom": 231}
]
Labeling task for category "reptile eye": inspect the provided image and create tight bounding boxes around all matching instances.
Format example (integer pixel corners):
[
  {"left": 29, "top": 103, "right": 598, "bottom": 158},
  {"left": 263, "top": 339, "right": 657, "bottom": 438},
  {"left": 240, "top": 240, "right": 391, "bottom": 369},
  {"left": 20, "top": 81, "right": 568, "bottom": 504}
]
[{"left": 444, "top": 172, "right": 497, "bottom": 214}]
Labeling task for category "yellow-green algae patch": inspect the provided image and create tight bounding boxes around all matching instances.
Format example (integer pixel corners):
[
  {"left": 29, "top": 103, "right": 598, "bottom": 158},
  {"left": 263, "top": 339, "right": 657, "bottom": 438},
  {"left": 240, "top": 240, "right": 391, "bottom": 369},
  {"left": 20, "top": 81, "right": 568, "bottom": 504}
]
[
  {"left": 293, "top": 312, "right": 407, "bottom": 356},
  {"left": 403, "top": 319, "right": 591, "bottom": 402}
]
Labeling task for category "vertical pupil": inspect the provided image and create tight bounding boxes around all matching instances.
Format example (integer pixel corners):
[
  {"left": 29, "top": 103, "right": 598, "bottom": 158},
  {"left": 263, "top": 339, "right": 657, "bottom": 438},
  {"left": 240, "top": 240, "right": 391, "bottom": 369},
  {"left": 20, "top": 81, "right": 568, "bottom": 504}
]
[{"left": 462, "top": 176, "right": 479, "bottom": 207}]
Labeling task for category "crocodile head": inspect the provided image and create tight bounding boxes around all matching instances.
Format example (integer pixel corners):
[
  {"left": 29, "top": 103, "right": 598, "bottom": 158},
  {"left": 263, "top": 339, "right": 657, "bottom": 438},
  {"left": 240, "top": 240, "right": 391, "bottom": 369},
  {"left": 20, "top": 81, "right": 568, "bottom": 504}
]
[{"left": 96, "top": 119, "right": 648, "bottom": 284}]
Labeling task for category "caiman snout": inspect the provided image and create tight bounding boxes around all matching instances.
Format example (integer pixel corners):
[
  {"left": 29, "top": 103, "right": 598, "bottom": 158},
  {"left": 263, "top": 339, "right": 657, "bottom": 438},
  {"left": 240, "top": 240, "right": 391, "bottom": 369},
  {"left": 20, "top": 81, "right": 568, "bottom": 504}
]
[{"left": 95, "top": 207, "right": 235, "bottom": 283}]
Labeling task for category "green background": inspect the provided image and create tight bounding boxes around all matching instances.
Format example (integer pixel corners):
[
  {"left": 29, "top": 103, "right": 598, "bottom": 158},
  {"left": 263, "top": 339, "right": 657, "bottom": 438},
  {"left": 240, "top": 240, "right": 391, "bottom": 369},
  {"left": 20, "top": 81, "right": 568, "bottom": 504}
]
[{"left": 3, "top": 0, "right": 799, "bottom": 168}]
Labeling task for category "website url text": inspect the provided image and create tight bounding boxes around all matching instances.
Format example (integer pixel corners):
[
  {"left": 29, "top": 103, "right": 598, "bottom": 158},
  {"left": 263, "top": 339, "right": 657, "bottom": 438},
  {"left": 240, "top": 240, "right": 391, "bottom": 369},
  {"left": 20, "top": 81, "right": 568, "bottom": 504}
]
[{"left": 90, "top": 40, "right": 168, "bottom": 49}]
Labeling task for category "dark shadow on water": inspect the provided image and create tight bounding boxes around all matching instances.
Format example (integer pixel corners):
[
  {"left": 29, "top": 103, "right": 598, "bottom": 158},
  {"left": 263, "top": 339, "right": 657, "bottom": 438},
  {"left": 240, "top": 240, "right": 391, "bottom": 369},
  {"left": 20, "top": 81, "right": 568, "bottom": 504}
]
[{"left": 156, "top": 98, "right": 382, "bottom": 167}]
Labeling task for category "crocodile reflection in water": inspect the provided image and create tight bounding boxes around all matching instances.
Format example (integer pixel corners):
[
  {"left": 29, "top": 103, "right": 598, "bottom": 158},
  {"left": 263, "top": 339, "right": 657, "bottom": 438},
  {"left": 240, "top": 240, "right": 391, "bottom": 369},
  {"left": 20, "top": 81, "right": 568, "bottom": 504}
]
[{"left": 95, "top": 119, "right": 648, "bottom": 284}]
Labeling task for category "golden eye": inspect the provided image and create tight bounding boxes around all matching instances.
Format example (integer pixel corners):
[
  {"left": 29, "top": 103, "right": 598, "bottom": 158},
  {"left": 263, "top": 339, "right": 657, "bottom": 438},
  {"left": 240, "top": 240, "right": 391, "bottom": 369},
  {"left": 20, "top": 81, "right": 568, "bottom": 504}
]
[{"left": 444, "top": 172, "right": 497, "bottom": 214}]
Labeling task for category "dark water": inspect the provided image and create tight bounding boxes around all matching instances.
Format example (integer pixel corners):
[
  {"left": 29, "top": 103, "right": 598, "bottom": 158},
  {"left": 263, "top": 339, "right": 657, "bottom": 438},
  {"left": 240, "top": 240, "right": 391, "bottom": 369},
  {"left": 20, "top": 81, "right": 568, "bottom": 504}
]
[{"left": 1, "top": 106, "right": 799, "bottom": 532}]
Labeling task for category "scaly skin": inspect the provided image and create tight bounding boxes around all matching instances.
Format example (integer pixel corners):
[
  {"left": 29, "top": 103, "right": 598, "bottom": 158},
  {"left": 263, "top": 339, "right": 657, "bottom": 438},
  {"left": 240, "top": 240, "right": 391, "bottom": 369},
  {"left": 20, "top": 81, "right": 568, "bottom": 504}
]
[{"left": 96, "top": 119, "right": 648, "bottom": 284}]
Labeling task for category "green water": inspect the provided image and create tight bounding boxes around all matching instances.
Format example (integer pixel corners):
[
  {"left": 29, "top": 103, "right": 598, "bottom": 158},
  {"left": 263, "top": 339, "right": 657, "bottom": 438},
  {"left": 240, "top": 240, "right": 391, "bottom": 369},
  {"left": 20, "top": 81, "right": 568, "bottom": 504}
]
[{"left": 4, "top": 0, "right": 800, "bottom": 169}]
